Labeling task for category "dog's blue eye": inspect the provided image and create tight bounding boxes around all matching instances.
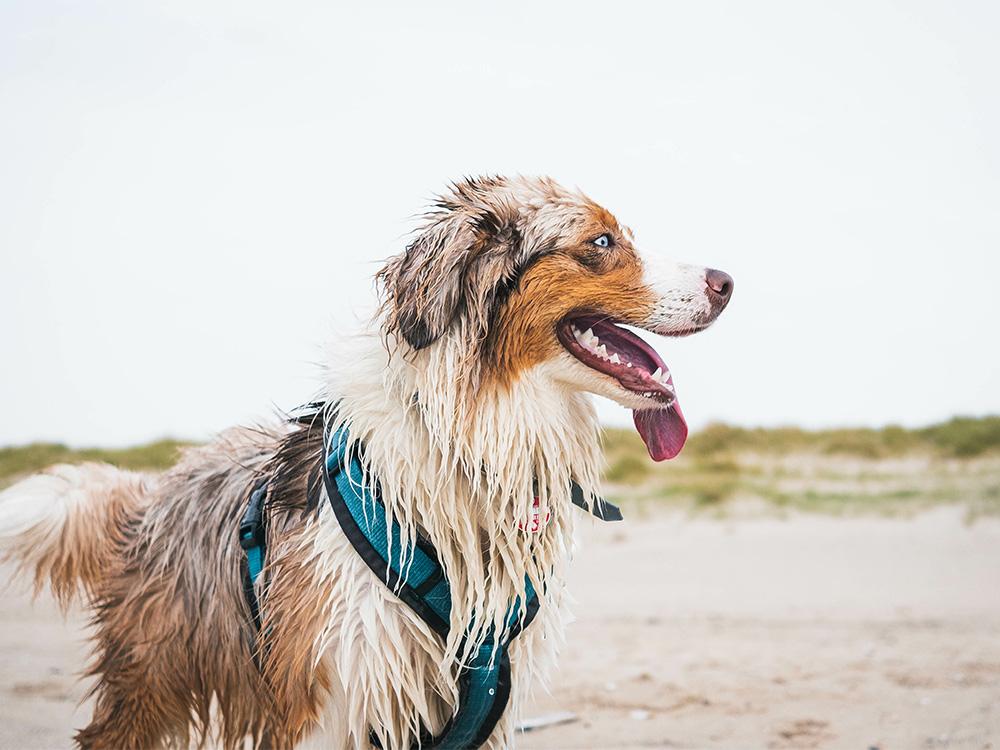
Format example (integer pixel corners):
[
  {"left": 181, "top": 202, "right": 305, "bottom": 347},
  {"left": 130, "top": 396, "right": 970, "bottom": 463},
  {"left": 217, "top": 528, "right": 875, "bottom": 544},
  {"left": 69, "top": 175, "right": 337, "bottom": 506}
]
[{"left": 593, "top": 234, "right": 612, "bottom": 248}]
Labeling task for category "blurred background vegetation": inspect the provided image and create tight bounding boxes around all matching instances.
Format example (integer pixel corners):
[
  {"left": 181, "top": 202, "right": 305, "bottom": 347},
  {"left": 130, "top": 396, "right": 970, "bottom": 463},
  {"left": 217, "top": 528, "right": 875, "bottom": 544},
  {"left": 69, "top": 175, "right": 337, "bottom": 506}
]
[
  {"left": 603, "top": 416, "right": 1000, "bottom": 517},
  {"left": 2, "top": 416, "right": 999, "bottom": 517},
  {"left": 0, "top": 440, "right": 191, "bottom": 485}
]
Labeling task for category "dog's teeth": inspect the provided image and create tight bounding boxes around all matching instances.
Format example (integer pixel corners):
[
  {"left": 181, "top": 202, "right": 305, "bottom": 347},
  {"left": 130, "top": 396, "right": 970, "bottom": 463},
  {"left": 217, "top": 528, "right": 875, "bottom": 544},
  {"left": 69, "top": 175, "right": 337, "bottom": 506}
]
[
  {"left": 609, "top": 353, "right": 621, "bottom": 364},
  {"left": 651, "top": 367, "right": 662, "bottom": 380},
  {"left": 582, "top": 328, "right": 595, "bottom": 344},
  {"left": 597, "top": 344, "right": 608, "bottom": 359},
  {"left": 626, "top": 362, "right": 632, "bottom": 368}
]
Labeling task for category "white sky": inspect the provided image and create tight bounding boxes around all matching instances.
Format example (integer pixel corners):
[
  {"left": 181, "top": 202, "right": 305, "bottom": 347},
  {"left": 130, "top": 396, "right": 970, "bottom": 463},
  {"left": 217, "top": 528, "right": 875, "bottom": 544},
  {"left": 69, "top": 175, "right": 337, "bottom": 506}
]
[{"left": 1, "top": 1, "right": 998, "bottom": 447}]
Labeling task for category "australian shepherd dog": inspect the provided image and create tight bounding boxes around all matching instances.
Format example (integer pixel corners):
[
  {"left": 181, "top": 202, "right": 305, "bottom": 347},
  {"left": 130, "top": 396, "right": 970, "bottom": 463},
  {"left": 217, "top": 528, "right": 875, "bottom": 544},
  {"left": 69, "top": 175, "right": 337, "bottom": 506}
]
[{"left": 0, "top": 176, "right": 732, "bottom": 749}]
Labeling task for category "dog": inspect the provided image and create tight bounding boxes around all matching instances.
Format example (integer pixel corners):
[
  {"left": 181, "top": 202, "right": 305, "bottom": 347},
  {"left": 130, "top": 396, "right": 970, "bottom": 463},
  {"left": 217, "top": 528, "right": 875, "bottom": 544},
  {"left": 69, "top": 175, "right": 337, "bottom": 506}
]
[{"left": 0, "top": 175, "right": 732, "bottom": 749}]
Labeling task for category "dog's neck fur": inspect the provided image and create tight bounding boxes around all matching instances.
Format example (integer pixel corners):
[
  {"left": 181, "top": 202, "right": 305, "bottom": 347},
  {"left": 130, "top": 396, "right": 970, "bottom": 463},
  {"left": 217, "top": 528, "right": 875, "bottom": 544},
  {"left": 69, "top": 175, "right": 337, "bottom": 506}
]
[{"left": 323, "top": 327, "right": 604, "bottom": 661}]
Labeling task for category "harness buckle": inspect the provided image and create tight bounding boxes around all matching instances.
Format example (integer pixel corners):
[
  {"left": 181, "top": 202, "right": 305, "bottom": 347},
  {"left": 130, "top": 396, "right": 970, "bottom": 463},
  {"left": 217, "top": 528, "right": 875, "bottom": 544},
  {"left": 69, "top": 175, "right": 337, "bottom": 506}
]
[{"left": 238, "top": 484, "right": 267, "bottom": 551}]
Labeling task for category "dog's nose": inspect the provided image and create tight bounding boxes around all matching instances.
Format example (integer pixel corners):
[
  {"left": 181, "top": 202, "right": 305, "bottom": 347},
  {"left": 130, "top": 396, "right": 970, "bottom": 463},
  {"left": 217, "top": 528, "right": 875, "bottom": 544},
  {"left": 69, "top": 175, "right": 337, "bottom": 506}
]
[{"left": 705, "top": 268, "right": 734, "bottom": 310}]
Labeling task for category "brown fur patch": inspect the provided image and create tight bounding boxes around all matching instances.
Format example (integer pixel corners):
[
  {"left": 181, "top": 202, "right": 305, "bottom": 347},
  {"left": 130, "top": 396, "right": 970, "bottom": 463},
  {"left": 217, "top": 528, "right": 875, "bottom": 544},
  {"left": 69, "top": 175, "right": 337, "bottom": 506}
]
[{"left": 488, "top": 238, "right": 655, "bottom": 385}]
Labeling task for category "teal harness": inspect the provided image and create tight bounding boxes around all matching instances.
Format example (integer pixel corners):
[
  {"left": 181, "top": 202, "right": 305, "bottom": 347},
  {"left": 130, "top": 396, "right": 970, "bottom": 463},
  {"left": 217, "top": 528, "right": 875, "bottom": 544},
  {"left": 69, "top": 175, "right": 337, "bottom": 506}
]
[{"left": 239, "top": 420, "right": 621, "bottom": 749}]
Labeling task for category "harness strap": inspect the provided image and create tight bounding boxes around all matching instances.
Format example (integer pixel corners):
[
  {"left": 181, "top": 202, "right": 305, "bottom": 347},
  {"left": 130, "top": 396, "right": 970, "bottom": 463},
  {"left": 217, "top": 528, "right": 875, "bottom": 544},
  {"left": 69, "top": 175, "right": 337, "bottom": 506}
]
[
  {"left": 238, "top": 454, "right": 618, "bottom": 625},
  {"left": 571, "top": 481, "right": 623, "bottom": 521},
  {"left": 323, "top": 427, "right": 537, "bottom": 749},
  {"left": 236, "top": 414, "right": 621, "bottom": 749},
  {"left": 239, "top": 479, "right": 269, "bottom": 631}
]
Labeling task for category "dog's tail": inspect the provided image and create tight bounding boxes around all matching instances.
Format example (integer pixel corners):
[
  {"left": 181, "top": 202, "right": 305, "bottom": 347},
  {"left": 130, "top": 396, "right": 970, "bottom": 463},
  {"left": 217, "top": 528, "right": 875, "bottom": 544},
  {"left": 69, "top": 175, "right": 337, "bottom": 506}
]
[{"left": 0, "top": 463, "right": 151, "bottom": 606}]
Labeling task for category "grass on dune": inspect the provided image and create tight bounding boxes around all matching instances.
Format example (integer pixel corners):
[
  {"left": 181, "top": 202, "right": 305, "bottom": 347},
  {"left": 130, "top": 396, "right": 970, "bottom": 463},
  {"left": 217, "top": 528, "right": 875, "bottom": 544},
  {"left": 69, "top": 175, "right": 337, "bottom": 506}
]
[
  {"left": 603, "top": 416, "right": 1000, "bottom": 516},
  {"left": 2, "top": 417, "right": 999, "bottom": 516},
  {"left": 0, "top": 440, "right": 191, "bottom": 488},
  {"left": 660, "top": 416, "right": 1000, "bottom": 460}
]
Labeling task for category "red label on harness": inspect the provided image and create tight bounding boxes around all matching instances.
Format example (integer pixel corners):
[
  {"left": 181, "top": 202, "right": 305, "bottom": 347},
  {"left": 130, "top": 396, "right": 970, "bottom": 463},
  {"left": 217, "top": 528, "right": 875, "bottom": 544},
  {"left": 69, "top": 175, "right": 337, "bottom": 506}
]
[{"left": 518, "top": 497, "right": 550, "bottom": 534}]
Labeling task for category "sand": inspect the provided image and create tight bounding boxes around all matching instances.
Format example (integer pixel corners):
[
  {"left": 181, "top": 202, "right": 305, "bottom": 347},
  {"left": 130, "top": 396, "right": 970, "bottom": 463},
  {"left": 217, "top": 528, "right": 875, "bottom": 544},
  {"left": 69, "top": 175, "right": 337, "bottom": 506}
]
[{"left": 2, "top": 507, "right": 998, "bottom": 749}]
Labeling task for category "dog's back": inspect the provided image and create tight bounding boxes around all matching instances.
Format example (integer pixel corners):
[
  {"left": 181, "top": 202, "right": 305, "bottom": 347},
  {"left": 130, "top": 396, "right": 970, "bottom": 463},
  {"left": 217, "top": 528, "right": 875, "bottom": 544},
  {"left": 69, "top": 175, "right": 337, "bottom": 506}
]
[{"left": 0, "top": 427, "right": 291, "bottom": 748}]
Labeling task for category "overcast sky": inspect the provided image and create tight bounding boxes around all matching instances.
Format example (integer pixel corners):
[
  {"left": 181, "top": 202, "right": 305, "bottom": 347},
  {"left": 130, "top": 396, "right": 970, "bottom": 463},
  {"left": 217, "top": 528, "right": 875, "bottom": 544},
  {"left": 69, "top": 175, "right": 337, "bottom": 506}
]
[{"left": 1, "top": 1, "right": 998, "bottom": 447}]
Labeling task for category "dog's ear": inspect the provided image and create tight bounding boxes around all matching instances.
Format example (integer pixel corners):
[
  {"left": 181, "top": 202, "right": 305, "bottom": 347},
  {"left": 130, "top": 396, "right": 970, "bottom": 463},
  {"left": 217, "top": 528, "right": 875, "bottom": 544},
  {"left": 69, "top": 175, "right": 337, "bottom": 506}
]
[
  {"left": 379, "top": 202, "right": 523, "bottom": 351},
  {"left": 378, "top": 213, "right": 478, "bottom": 350}
]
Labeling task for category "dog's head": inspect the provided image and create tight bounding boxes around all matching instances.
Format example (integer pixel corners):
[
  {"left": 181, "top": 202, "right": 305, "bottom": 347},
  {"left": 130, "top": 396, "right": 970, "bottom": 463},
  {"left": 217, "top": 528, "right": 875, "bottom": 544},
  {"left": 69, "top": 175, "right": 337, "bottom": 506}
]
[{"left": 378, "top": 176, "right": 733, "bottom": 460}]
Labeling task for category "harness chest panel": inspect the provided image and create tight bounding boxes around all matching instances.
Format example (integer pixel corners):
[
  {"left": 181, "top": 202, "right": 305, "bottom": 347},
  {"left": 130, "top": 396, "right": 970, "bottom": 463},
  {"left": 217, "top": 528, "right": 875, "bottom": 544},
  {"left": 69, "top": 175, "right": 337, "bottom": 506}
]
[
  {"left": 238, "top": 414, "right": 621, "bottom": 749},
  {"left": 322, "top": 427, "right": 538, "bottom": 750}
]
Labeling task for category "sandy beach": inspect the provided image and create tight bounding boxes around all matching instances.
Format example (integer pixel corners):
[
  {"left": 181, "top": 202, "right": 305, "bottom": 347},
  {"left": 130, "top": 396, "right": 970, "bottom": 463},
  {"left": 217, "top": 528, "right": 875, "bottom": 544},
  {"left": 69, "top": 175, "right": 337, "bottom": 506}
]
[{"left": 2, "top": 507, "right": 998, "bottom": 750}]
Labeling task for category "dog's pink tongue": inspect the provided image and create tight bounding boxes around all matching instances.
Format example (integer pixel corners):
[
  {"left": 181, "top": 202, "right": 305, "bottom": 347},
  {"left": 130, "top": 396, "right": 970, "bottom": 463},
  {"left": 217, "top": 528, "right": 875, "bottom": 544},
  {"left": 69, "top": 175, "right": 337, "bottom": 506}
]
[{"left": 633, "top": 403, "right": 688, "bottom": 461}]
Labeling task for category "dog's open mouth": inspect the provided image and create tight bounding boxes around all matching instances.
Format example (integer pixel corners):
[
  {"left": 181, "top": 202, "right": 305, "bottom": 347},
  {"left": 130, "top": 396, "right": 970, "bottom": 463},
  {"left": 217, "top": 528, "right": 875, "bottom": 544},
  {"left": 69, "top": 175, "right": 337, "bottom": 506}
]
[{"left": 557, "top": 314, "right": 688, "bottom": 461}]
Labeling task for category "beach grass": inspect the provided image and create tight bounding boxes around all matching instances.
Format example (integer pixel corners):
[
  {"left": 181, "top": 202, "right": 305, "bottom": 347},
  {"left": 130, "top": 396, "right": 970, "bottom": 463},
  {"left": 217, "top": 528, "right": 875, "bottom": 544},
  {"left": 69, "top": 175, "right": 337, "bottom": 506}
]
[
  {"left": 2, "top": 417, "right": 998, "bottom": 516},
  {"left": 0, "top": 440, "right": 191, "bottom": 488},
  {"left": 601, "top": 416, "right": 1000, "bottom": 517}
]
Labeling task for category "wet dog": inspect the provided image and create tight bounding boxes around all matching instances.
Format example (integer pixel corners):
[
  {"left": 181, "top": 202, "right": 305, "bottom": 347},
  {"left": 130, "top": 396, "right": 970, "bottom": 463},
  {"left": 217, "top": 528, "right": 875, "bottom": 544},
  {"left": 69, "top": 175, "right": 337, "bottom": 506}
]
[{"left": 0, "top": 176, "right": 732, "bottom": 749}]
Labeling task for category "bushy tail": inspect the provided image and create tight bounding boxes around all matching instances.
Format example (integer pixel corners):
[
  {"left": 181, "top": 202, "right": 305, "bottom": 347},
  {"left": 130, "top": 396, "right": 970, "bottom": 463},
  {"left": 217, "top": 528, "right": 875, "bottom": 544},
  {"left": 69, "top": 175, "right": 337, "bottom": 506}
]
[{"left": 0, "top": 463, "right": 151, "bottom": 606}]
